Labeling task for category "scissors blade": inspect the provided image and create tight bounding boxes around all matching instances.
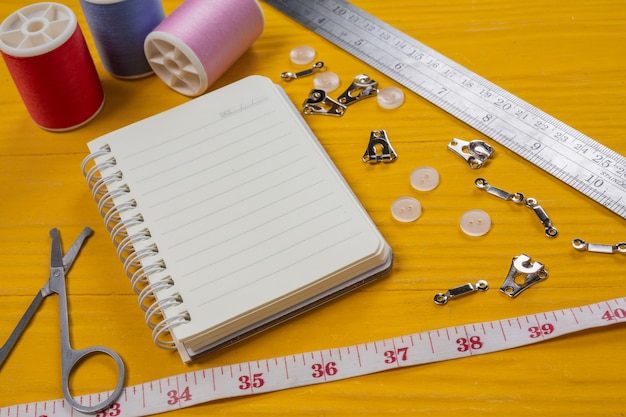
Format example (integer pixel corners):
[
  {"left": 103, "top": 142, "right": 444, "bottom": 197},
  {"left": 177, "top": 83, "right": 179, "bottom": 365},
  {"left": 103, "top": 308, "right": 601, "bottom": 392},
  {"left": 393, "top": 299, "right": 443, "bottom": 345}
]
[{"left": 60, "top": 227, "right": 93, "bottom": 272}]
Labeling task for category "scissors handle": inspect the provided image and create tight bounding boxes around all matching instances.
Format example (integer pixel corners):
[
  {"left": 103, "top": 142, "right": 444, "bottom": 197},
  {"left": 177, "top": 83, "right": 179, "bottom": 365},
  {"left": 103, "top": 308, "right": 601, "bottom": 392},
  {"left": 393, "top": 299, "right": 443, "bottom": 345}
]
[{"left": 61, "top": 345, "right": 126, "bottom": 414}]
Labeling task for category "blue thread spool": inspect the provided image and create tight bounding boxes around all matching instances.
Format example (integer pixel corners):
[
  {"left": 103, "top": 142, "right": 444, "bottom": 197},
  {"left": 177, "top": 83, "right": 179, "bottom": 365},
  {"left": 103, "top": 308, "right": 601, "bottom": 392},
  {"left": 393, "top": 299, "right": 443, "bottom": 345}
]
[{"left": 79, "top": 0, "right": 165, "bottom": 79}]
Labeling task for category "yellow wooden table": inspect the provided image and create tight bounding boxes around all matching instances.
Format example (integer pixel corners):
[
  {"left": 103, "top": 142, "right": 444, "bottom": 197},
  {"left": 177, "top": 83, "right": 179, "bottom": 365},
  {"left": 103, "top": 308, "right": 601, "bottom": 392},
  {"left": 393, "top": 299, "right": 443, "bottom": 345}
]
[{"left": 1, "top": 0, "right": 625, "bottom": 415}]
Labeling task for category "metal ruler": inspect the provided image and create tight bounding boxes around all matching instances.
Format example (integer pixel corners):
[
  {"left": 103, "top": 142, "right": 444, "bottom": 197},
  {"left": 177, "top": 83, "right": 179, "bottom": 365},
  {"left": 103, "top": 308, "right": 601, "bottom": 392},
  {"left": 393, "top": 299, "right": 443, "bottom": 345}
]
[
  {"left": 1, "top": 297, "right": 625, "bottom": 416},
  {"left": 264, "top": 0, "right": 626, "bottom": 219}
]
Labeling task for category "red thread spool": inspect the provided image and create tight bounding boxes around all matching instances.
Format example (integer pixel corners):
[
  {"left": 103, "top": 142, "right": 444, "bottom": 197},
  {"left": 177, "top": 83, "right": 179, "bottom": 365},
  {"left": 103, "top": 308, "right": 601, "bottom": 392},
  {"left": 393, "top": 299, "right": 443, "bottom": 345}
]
[{"left": 0, "top": 3, "right": 104, "bottom": 131}]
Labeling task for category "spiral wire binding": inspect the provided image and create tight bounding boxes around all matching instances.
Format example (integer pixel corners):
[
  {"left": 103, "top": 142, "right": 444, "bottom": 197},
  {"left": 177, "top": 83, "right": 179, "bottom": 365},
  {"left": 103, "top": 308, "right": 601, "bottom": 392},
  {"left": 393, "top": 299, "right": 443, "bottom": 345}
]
[{"left": 82, "top": 146, "right": 190, "bottom": 350}]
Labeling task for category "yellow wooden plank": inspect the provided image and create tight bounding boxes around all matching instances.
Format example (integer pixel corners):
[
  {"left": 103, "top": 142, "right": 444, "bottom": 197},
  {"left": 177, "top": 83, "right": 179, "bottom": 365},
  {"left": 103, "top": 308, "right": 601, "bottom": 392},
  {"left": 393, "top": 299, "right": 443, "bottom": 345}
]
[{"left": 0, "top": 0, "right": 625, "bottom": 415}]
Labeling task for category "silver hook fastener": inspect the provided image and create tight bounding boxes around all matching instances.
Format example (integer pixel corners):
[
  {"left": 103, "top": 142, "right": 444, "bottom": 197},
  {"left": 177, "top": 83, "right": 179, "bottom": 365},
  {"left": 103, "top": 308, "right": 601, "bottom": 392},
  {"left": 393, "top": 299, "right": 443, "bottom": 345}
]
[
  {"left": 448, "top": 138, "right": 494, "bottom": 169},
  {"left": 434, "top": 280, "right": 489, "bottom": 305},
  {"left": 474, "top": 178, "right": 524, "bottom": 203},
  {"left": 362, "top": 130, "right": 398, "bottom": 163},
  {"left": 281, "top": 61, "right": 325, "bottom": 81},
  {"left": 337, "top": 74, "right": 379, "bottom": 106},
  {"left": 500, "top": 254, "right": 548, "bottom": 298},
  {"left": 302, "top": 89, "right": 346, "bottom": 116},
  {"left": 525, "top": 198, "right": 558, "bottom": 238},
  {"left": 572, "top": 238, "right": 626, "bottom": 254}
]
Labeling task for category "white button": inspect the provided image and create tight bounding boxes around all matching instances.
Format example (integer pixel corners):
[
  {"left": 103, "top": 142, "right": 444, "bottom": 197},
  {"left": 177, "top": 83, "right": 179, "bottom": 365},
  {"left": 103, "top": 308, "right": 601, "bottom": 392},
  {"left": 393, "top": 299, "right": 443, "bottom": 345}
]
[
  {"left": 377, "top": 86, "right": 405, "bottom": 109},
  {"left": 460, "top": 209, "right": 492, "bottom": 236},
  {"left": 289, "top": 45, "right": 316, "bottom": 65},
  {"left": 410, "top": 166, "right": 440, "bottom": 191},
  {"left": 313, "top": 71, "right": 340, "bottom": 92},
  {"left": 391, "top": 197, "right": 422, "bottom": 222}
]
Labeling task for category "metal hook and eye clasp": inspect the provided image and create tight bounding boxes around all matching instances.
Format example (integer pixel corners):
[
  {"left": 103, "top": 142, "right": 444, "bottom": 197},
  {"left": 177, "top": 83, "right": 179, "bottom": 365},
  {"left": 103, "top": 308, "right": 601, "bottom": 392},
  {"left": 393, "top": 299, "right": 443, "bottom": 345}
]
[
  {"left": 302, "top": 89, "right": 346, "bottom": 116},
  {"left": 281, "top": 61, "right": 325, "bottom": 81},
  {"left": 525, "top": 198, "right": 558, "bottom": 238},
  {"left": 448, "top": 138, "right": 494, "bottom": 169},
  {"left": 362, "top": 130, "right": 398, "bottom": 164},
  {"left": 572, "top": 238, "right": 626, "bottom": 254},
  {"left": 337, "top": 74, "right": 379, "bottom": 106},
  {"left": 500, "top": 254, "right": 548, "bottom": 298},
  {"left": 434, "top": 280, "right": 489, "bottom": 305},
  {"left": 474, "top": 178, "right": 524, "bottom": 203}
]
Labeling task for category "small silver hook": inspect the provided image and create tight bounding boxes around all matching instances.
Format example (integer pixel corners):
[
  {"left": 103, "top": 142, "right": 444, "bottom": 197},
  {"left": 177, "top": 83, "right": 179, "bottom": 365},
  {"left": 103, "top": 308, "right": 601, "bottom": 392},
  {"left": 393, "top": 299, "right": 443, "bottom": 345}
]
[{"left": 281, "top": 61, "right": 325, "bottom": 81}]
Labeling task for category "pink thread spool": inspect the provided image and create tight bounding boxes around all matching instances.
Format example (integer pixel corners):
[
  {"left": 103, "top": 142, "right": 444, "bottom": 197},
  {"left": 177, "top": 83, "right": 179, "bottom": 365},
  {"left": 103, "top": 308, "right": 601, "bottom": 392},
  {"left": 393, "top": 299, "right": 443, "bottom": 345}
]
[{"left": 144, "top": 0, "right": 264, "bottom": 96}]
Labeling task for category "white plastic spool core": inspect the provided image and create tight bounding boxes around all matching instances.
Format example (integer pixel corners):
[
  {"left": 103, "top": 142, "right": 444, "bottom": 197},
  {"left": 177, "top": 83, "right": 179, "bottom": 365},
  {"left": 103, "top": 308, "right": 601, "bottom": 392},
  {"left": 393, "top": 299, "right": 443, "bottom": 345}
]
[
  {"left": 0, "top": 2, "right": 77, "bottom": 57},
  {"left": 144, "top": 31, "right": 208, "bottom": 97}
]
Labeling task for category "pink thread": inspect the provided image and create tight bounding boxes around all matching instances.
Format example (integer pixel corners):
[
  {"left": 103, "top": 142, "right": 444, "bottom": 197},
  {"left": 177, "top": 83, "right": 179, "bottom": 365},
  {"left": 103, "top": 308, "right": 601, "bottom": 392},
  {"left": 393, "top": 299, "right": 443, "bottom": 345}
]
[{"left": 145, "top": 0, "right": 264, "bottom": 96}]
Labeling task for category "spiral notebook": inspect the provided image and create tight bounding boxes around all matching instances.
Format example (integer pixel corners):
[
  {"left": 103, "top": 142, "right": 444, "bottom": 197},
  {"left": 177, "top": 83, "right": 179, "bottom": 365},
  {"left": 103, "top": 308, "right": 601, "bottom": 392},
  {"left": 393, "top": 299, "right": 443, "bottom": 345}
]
[{"left": 82, "top": 75, "right": 393, "bottom": 362}]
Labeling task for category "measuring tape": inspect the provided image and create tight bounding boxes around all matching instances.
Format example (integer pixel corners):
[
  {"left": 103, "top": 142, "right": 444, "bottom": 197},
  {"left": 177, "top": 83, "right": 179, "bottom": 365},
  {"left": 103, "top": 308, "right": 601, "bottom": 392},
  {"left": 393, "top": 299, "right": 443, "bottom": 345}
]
[
  {"left": 264, "top": 0, "right": 626, "bottom": 220},
  {"left": 1, "top": 296, "right": 625, "bottom": 416}
]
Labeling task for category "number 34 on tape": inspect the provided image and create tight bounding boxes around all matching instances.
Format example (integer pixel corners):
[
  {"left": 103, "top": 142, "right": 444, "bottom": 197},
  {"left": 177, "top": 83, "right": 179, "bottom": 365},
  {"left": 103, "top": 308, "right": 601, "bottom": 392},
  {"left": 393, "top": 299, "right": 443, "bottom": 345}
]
[{"left": 2, "top": 297, "right": 625, "bottom": 417}]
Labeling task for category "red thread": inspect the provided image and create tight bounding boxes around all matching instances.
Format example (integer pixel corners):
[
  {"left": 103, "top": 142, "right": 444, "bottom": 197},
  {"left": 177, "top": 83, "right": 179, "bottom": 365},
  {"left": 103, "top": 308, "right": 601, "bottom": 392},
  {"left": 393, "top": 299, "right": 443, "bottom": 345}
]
[{"left": 2, "top": 24, "right": 104, "bottom": 131}]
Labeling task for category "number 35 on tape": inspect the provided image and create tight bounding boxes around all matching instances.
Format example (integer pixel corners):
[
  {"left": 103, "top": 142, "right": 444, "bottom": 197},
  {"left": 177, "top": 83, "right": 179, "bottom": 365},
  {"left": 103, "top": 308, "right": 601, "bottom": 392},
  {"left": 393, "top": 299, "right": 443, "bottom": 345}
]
[{"left": 2, "top": 297, "right": 625, "bottom": 417}]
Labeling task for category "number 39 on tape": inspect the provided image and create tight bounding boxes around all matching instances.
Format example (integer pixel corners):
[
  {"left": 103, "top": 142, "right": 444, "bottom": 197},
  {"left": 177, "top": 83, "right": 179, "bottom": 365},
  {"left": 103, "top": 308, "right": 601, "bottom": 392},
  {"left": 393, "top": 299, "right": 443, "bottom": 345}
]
[{"left": 2, "top": 297, "right": 625, "bottom": 417}]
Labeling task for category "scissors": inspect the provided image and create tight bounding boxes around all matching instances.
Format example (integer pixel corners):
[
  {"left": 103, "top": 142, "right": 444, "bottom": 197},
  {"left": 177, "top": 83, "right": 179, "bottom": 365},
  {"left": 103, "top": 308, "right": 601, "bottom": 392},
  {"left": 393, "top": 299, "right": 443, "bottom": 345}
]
[{"left": 0, "top": 227, "right": 125, "bottom": 414}]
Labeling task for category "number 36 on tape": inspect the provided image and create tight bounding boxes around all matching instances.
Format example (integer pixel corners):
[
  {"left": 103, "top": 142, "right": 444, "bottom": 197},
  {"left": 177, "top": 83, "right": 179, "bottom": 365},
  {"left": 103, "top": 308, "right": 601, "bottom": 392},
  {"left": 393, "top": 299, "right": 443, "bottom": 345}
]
[{"left": 2, "top": 297, "right": 625, "bottom": 417}]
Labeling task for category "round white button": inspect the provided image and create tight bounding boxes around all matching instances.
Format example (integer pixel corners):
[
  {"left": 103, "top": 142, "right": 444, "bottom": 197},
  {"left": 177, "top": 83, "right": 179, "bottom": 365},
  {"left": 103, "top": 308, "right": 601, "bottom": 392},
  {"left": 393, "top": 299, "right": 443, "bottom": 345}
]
[
  {"left": 410, "top": 166, "right": 440, "bottom": 191},
  {"left": 460, "top": 209, "right": 492, "bottom": 236},
  {"left": 391, "top": 197, "right": 422, "bottom": 222},
  {"left": 313, "top": 71, "right": 340, "bottom": 92},
  {"left": 289, "top": 45, "right": 316, "bottom": 65},
  {"left": 377, "top": 86, "right": 405, "bottom": 109}
]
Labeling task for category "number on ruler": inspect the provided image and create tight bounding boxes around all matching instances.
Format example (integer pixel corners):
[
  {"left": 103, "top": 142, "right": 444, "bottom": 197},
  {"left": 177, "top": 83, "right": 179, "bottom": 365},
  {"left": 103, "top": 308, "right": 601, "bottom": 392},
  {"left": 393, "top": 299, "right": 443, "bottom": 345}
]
[
  {"left": 96, "top": 403, "right": 122, "bottom": 417},
  {"left": 383, "top": 347, "right": 409, "bottom": 364},
  {"left": 456, "top": 336, "right": 484, "bottom": 352},
  {"left": 167, "top": 386, "right": 192, "bottom": 405},
  {"left": 312, "top": 362, "right": 338, "bottom": 378},
  {"left": 239, "top": 373, "right": 265, "bottom": 390},
  {"left": 528, "top": 323, "right": 555, "bottom": 338},
  {"left": 602, "top": 308, "right": 626, "bottom": 321}
]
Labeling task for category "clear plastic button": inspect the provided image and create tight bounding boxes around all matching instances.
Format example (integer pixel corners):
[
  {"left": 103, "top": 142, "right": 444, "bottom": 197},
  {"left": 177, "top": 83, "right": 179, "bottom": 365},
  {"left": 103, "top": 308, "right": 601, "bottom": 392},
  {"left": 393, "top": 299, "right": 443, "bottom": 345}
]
[
  {"left": 289, "top": 45, "right": 317, "bottom": 65},
  {"left": 460, "top": 209, "right": 492, "bottom": 236},
  {"left": 377, "top": 86, "right": 405, "bottom": 109},
  {"left": 410, "top": 166, "right": 440, "bottom": 191},
  {"left": 313, "top": 71, "right": 340, "bottom": 92},
  {"left": 391, "top": 197, "right": 422, "bottom": 222}
]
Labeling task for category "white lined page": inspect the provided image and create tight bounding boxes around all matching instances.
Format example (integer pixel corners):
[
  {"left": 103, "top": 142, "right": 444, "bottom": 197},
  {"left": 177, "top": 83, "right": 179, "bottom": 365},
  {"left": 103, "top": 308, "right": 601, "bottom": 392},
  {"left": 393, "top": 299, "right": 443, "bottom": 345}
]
[{"left": 88, "top": 76, "right": 386, "bottom": 345}]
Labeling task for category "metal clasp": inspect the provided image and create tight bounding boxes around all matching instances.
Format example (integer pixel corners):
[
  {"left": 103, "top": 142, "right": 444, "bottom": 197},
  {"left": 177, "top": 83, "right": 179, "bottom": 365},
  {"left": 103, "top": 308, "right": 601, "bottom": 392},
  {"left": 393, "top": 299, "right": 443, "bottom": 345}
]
[
  {"left": 572, "top": 238, "right": 626, "bottom": 254},
  {"left": 362, "top": 130, "right": 398, "bottom": 163},
  {"left": 302, "top": 89, "right": 346, "bottom": 116},
  {"left": 281, "top": 61, "right": 325, "bottom": 81},
  {"left": 500, "top": 254, "right": 548, "bottom": 298},
  {"left": 337, "top": 74, "right": 378, "bottom": 106},
  {"left": 474, "top": 178, "right": 524, "bottom": 203},
  {"left": 448, "top": 138, "right": 494, "bottom": 168},
  {"left": 525, "top": 198, "right": 558, "bottom": 238},
  {"left": 434, "top": 280, "right": 489, "bottom": 305}
]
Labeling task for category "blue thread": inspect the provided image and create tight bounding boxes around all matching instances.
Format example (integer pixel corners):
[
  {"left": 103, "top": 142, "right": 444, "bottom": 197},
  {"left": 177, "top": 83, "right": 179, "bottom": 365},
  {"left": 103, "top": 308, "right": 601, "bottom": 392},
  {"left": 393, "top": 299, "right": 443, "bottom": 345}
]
[{"left": 80, "top": 0, "right": 165, "bottom": 79}]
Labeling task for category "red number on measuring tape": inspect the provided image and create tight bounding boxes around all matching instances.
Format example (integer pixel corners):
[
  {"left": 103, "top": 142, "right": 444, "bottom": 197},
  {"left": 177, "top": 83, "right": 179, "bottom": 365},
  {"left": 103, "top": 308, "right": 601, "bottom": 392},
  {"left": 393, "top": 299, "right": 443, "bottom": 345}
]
[
  {"left": 312, "top": 362, "right": 338, "bottom": 378},
  {"left": 383, "top": 347, "right": 409, "bottom": 364},
  {"left": 238, "top": 373, "right": 265, "bottom": 390},
  {"left": 602, "top": 308, "right": 626, "bottom": 321},
  {"left": 95, "top": 403, "right": 121, "bottom": 417},
  {"left": 167, "top": 386, "right": 192, "bottom": 405},
  {"left": 528, "top": 323, "right": 555, "bottom": 338},
  {"left": 456, "top": 336, "right": 484, "bottom": 352}
]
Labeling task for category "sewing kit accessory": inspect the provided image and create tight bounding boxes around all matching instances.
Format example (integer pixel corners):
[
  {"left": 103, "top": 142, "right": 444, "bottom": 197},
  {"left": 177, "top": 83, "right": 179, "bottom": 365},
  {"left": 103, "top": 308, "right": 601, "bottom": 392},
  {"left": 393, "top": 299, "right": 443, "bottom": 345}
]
[
  {"left": 289, "top": 45, "right": 316, "bottom": 64},
  {"left": 79, "top": 0, "right": 164, "bottom": 79},
  {"left": 434, "top": 280, "right": 489, "bottom": 305},
  {"left": 448, "top": 138, "right": 495, "bottom": 169},
  {"left": 377, "top": 86, "right": 404, "bottom": 109},
  {"left": 0, "top": 228, "right": 125, "bottom": 414},
  {"left": 459, "top": 209, "right": 491, "bottom": 236},
  {"left": 410, "top": 166, "right": 440, "bottom": 191},
  {"left": 0, "top": 2, "right": 104, "bottom": 131},
  {"left": 391, "top": 196, "right": 421, "bottom": 222},
  {"left": 362, "top": 130, "right": 397, "bottom": 163},
  {"left": 144, "top": 0, "right": 264, "bottom": 96},
  {"left": 474, "top": 178, "right": 558, "bottom": 238},
  {"left": 500, "top": 254, "right": 548, "bottom": 298},
  {"left": 313, "top": 71, "right": 340, "bottom": 92},
  {"left": 3, "top": 295, "right": 625, "bottom": 417},
  {"left": 572, "top": 239, "right": 626, "bottom": 254},
  {"left": 302, "top": 88, "right": 346, "bottom": 116},
  {"left": 281, "top": 61, "right": 324, "bottom": 80},
  {"left": 337, "top": 73, "right": 378, "bottom": 106},
  {"left": 264, "top": 0, "right": 626, "bottom": 220}
]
